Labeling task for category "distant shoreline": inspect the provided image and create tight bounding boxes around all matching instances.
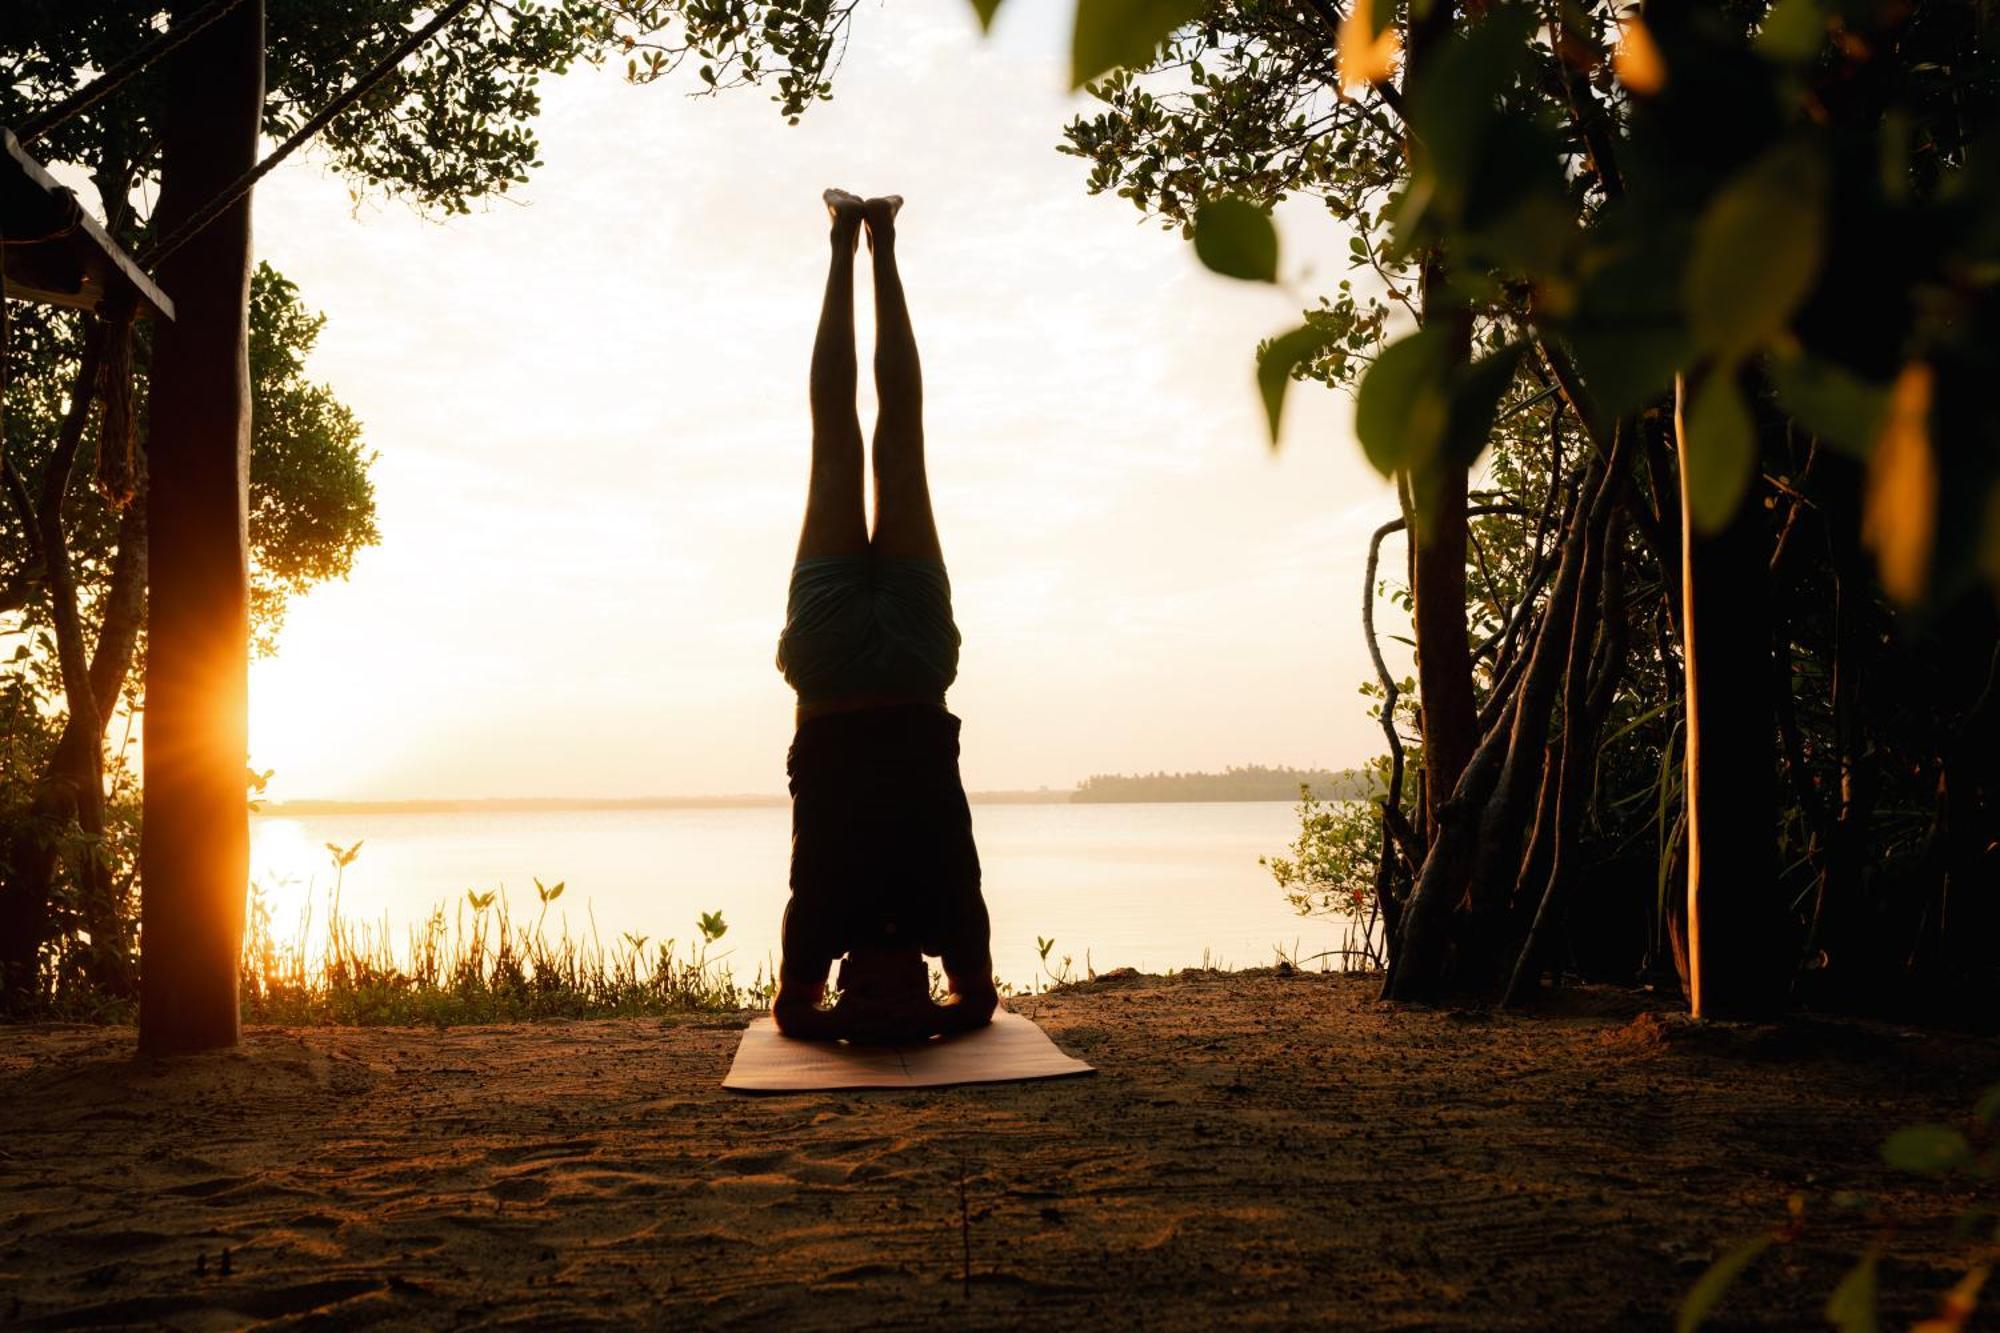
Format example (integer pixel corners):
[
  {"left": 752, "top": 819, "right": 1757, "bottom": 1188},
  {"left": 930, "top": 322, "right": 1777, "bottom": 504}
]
[
  {"left": 258, "top": 767, "right": 1365, "bottom": 817},
  {"left": 257, "top": 793, "right": 1036, "bottom": 815},
  {"left": 254, "top": 790, "right": 1327, "bottom": 816}
]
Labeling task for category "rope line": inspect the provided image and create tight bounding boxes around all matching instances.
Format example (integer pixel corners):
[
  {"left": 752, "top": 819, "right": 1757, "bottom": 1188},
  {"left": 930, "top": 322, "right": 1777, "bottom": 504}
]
[
  {"left": 139, "top": 0, "right": 479, "bottom": 271},
  {"left": 15, "top": 0, "right": 254, "bottom": 146}
]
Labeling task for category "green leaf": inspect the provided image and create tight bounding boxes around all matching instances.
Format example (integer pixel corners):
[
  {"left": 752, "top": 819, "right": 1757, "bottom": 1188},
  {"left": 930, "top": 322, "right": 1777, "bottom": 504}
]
[
  {"left": 1397, "top": 6, "right": 1549, "bottom": 259},
  {"left": 1442, "top": 342, "right": 1525, "bottom": 467},
  {"left": 1403, "top": 7, "right": 1538, "bottom": 214},
  {"left": 1194, "top": 197, "right": 1279, "bottom": 283},
  {"left": 1685, "top": 142, "right": 1828, "bottom": 362},
  {"left": 1071, "top": 0, "right": 1203, "bottom": 88},
  {"left": 1257, "top": 323, "right": 1332, "bottom": 445},
  {"left": 968, "top": 0, "right": 1004, "bottom": 32},
  {"left": 1566, "top": 218, "right": 1692, "bottom": 421},
  {"left": 1355, "top": 326, "right": 1457, "bottom": 476},
  {"left": 1975, "top": 1085, "right": 2000, "bottom": 1126},
  {"left": 1677, "top": 1235, "right": 1773, "bottom": 1333},
  {"left": 1882, "top": 1125, "right": 1974, "bottom": 1173},
  {"left": 1682, "top": 372, "right": 1758, "bottom": 533},
  {"left": 1757, "top": 0, "right": 1824, "bottom": 62},
  {"left": 1824, "top": 1251, "right": 1879, "bottom": 1333},
  {"left": 1766, "top": 351, "right": 1889, "bottom": 457}
]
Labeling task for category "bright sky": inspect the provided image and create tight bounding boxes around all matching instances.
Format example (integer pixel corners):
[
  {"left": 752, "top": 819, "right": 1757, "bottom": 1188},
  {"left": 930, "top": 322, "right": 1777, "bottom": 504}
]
[{"left": 242, "top": 0, "right": 1401, "bottom": 800}]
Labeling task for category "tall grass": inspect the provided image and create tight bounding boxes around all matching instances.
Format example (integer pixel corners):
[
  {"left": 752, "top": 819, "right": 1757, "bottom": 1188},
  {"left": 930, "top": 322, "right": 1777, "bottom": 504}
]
[{"left": 240, "top": 845, "right": 765, "bottom": 1025}]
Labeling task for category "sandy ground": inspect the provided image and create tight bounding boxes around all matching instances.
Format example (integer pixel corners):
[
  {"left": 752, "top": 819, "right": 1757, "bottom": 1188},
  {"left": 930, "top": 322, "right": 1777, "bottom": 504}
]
[{"left": 0, "top": 971, "right": 1994, "bottom": 1330}]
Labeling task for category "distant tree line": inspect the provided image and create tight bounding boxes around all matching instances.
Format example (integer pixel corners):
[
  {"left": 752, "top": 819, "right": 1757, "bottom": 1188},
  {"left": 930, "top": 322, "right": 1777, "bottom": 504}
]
[{"left": 1073, "top": 766, "right": 1368, "bottom": 804}]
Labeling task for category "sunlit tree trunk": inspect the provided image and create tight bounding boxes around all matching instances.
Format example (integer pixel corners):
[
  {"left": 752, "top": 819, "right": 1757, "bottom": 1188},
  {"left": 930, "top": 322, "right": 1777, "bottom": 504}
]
[
  {"left": 138, "top": 0, "right": 263, "bottom": 1054},
  {"left": 1674, "top": 373, "right": 1786, "bottom": 1020}
]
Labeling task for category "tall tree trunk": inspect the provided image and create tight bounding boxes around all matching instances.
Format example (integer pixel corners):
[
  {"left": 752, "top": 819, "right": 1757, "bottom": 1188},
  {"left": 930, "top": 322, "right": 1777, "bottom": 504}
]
[
  {"left": 1386, "top": 444, "right": 1616, "bottom": 999},
  {"left": 1650, "top": 603, "right": 1692, "bottom": 994},
  {"left": 1675, "top": 373, "right": 1787, "bottom": 1020},
  {"left": 1411, "top": 448, "right": 1477, "bottom": 840},
  {"left": 1502, "top": 509, "right": 1629, "bottom": 1005},
  {"left": 138, "top": 0, "right": 264, "bottom": 1055},
  {"left": 72, "top": 493, "right": 148, "bottom": 991},
  {"left": 0, "top": 428, "right": 151, "bottom": 1008},
  {"left": 0, "top": 341, "right": 110, "bottom": 1003},
  {"left": 1401, "top": 0, "right": 1477, "bottom": 846},
  {"left": 1457, "top": 426, "right": 1627, "bottom": 983}
]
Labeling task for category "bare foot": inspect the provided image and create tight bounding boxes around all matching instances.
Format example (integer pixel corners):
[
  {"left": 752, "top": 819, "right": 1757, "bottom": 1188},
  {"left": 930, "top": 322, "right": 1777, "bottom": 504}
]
[
  {"left": 862, "top": 194, "right": 903, "bottom": 252},
  {"left": 823, "top": 187, "right": 864, "bottom": 250}
]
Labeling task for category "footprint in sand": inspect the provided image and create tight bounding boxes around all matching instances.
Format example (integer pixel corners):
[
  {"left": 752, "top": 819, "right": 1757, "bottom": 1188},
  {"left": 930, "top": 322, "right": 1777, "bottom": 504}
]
[
  {"left": 162, "top": 1175, "right": 250, "bottom": 1199},
  {"left": 485, "top": 1175, "right": 551, "bottom": 1204},
  {"left": 483, "top": 1137, "right": 601, "bottom": 1165},
  {"left": 711, "top": 1147, "right": 790, "bottom": 1174}
]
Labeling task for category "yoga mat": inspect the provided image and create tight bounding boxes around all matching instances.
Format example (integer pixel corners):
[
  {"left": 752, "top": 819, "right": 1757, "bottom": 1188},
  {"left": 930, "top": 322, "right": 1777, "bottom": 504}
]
[{"left": 723, "top": 1008, "right": 1095, "bottom": 1093}]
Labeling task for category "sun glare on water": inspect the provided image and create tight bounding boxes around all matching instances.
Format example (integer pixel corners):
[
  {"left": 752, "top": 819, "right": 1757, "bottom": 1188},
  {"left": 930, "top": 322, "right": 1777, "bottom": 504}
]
[{"left": 245, "top": 818, "right": 338, "bottom": 955}]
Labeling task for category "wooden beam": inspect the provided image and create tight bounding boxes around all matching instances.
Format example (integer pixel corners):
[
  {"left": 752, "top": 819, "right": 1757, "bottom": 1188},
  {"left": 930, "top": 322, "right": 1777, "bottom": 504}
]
[
  {"left": 0, "top": 130, "right": 173, "bottom": 321},
  {"left": 137, "top": 0, "right": 263, "bottom": 1056}
]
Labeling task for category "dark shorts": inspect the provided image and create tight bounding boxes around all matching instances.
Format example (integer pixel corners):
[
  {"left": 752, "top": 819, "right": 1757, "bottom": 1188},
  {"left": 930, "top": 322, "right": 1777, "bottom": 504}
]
[
  {"left": 775, "top": 556, "right": 961, "bottom": 707},
  {"left": 782, "top": 705, "right": 991, "bottom": 979}
]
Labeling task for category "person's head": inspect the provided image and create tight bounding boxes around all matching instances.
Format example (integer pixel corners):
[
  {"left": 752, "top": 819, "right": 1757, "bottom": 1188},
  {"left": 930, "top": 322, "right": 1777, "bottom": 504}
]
[{"left": 836, "top": 945, "right": 928, "bottom": 1003}]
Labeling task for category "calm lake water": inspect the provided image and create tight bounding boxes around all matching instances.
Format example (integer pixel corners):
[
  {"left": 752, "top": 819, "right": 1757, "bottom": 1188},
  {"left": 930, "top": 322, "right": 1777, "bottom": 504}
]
[{"left": 248, "top": 801, "right": 1360, "bottom": 991}]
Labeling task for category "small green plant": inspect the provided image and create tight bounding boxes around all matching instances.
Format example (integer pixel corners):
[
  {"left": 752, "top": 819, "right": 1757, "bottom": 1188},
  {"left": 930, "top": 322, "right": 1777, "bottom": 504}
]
[
  {"left": 237, "top": 843, "right": 763, "bottom": 1024},
  {"left": 1679, "top": 1085, "right": 1999, "bottom": 1331},
  {"left": 1261, "top": 766, "right": 1403, "bottom": 970},
  {"left": 1035, "top": 935, "right": 1079, "bottom": 990},
  {"left": 1261, "top": 783, "right": 1379, "bottom": 920}
]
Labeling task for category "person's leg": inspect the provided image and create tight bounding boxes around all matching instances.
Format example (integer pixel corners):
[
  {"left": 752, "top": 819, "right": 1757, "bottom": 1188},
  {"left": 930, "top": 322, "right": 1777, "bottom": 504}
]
[
  {"left": 773, "top": 808, "right": 846, "bottom": 1039},
  {"left": 935, "top": 842, "right": 999, "bottom": 1031},
  {"left": 796, "top": 190, "right": 869, "bottom": 562},
  {"left": 863, "top": 197, "right": 943, "bottom": 562}
]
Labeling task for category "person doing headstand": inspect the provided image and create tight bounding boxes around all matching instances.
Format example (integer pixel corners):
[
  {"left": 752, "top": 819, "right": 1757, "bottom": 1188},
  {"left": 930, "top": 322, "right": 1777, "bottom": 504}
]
[{"left": 771, "top": 189, "right": 999, "bottom": 1044}]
